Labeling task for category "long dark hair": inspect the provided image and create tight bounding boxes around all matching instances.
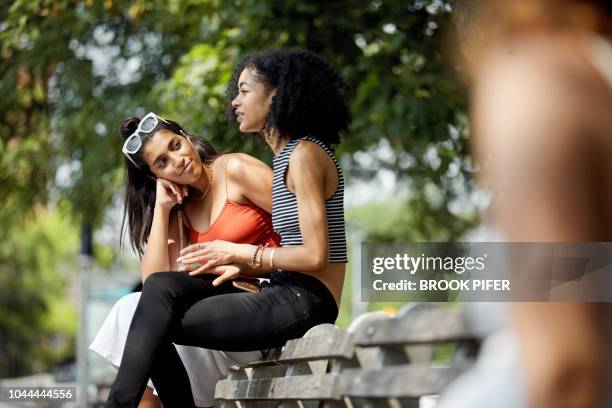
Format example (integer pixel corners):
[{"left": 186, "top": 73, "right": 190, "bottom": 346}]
[
  {"left": 226, "top": 48, "right": 351, "bottom": 147},
  {"left": 118, "top": 115, "right": 218, "bottom": 256}
]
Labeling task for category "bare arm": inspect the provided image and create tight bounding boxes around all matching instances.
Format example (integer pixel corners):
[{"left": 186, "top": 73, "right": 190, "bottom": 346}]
[
  {"left": 474, "top": 42, "right": 608, "bottom": 408},
  {"left": 140, "top": 206, "right": 171, "bottom": 282},
  {"left": 140, "top": 179, "right": 186, "bottom": 282},
  {"left": 236, "top": 141, "right": 331, "bottom": 274},
  {"left": 262, "top": 141, "right": 331, "bottom": 272}
]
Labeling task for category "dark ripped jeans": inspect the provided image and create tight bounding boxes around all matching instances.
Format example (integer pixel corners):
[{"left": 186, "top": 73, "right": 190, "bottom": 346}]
[{"left": 105, "top": 270, "right": 338, "bottom": 408}]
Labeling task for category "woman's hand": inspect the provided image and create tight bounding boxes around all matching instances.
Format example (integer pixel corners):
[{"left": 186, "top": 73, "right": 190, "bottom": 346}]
[
  {"left": 177, "top": 240, "right": 251, "bottom": 272},
  {"left": 182, "top": 262, "right": 243, "bottom": 286},
  {"left": 155, "top": 178, "right": 188, "bottom": 210}
]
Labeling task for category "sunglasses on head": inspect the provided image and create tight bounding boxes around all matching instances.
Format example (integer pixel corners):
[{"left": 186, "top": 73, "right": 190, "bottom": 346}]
[{"left": 122, "top": 112, "right": 168, "bottom": 168}]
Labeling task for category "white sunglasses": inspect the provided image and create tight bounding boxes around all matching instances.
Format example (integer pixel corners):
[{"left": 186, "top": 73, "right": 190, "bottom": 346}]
[{"left": 122, "top": 112, "right": 168, "bottom": 168}]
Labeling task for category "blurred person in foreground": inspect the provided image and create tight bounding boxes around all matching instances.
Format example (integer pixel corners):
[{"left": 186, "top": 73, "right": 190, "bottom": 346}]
[{"left": 441, "top": 0, "right": 612, "bottom": 407}]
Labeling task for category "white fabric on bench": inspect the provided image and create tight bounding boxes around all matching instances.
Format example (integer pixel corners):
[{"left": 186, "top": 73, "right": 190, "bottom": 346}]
[{"left": 89, "top": 291, "right": 262, "bottom": 407}]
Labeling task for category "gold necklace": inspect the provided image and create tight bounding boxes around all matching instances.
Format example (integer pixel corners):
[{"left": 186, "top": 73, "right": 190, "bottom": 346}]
[{"left": 196, "top": 163, "right": 214, "bottom": 201}]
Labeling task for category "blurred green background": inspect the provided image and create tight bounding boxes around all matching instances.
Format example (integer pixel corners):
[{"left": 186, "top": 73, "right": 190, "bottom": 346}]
[{"left": 0, "top": 0, "right": 481, "bottom": 378}]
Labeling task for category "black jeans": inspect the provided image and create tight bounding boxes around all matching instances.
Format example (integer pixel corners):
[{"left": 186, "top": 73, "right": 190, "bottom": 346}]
[{"left": 105, "top": 270, "right": 338, "bottom": 408}]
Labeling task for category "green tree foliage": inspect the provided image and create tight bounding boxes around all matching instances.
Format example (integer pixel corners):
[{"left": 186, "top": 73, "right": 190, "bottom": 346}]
[
  {"left": 1, "top": 0, "right": 476, "bottom": 374},
  {"left": 159, "top": 1, "right": 476, "bottom": 242},
  {"left": 0, "top": 209, "right": 78, "bottom": 377},
  {"left": 2, "top": 0, "right": 474, "bottom": 236}
]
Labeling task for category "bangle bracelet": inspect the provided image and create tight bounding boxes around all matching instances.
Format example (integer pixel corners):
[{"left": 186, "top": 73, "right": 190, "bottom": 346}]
[
  {"left": 269, "top": 247, "right": 276, "bottom": 269},
  {"left": 256, "top": 245, "right": 265, "bottom": 269},
  {"left": 250, "top": 245, "right": 263, "bottom": 269},
  {"left": 269, "top": 247, "right": 276, "bottom": 270}
]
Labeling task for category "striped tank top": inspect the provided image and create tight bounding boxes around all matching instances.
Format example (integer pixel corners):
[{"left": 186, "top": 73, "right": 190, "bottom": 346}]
[{"left": 272, "top": 136, "right": 348, "bottom": 263}]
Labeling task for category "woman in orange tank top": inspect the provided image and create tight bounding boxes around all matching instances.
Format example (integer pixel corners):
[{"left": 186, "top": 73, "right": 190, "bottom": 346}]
[
  {"left": 118, "top": 113, "right": 279, "bottom": 279},
  {"left": 91, "top": 112, "right": 279, "bottom": 408}
]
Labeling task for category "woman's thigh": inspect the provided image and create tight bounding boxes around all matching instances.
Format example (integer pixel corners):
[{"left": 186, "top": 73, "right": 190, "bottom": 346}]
[
  {"left": 138, "top": 272, "right": 240, "bottom": 320},
  {"left": 173, "top": 285, "right": 317, "bottom": 351}
]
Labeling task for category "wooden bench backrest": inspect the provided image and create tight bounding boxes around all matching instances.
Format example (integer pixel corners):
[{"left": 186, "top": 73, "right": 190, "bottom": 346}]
[{"left": 215, "top": 305, "right": 479, "bottom": 408}]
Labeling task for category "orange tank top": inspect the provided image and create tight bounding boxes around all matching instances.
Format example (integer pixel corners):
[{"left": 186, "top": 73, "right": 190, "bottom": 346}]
[
  {"left": 182, "top": 158, "right": 280, "bottom": 248},
  {"left": 184, "top": 199, "right": 280, "bottom": 247}
]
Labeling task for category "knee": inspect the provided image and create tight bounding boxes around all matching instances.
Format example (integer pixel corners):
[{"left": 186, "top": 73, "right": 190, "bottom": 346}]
[{"left": 142, "top": 271, "right": 181, "bottom": 300}]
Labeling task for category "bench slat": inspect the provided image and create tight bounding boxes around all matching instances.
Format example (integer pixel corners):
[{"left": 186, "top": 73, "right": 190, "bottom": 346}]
[
  {"left": 249, "top": 364, "right": 288, "bottom": 380},
  {"left": 354, "top": 307, "right": 473, "bottom": 346},
  {"left": 216, "top": 374, "right": 341, "bottom": 401},
  {"left": 277, "top": 332, "right": 354, "bottom": 363},
  {"left": 217, "top": 363, "right": 471, "bottom": 402},
  {"left": 340, "top": 364, "right": 470, "bottom": 398}
]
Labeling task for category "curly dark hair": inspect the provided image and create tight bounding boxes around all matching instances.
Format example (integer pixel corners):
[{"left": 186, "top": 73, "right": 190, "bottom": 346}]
[
  {"left": 226, "top": 48, "right": 351, "bottom": 147},
  {"left": 118, "top": 115, "right": 218, "bottom": 256}
]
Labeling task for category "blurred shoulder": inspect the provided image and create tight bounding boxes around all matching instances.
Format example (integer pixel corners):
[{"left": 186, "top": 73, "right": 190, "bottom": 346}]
[
  {"left": 473, "top": 34, "right": 612, "bottom": 157},
  {"left": 475, "top": 33, "right": 610, "bottom": 117}
]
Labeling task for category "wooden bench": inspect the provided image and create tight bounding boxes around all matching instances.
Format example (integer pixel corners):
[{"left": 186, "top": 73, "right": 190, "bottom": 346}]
[{"left": 214, "top": 304, "right": 479, "bottom": 408}]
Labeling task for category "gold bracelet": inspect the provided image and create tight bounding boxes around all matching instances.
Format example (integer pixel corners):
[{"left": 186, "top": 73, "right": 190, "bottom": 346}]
[
  {"left": 250, "top": 245, "right": 263, "bottom": 269},
  {"left": 255, "top": 245, "right": 265, "bottom": 269},
  {"left": 269, "top": 247, "right": 276, "bottom": 270}
]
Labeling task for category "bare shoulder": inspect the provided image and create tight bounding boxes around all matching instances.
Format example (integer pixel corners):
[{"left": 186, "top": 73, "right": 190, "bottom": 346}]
[
  {"left": 290, "top": 139, "right": 332, "bottom": 170},
  {"left": 476, "top": 34, "right": 610, "bottom": 125},
  {"left": 474, "top": 35, "right": 612, "bottom": 234},
  {"left": 473, "top": 34, "right": 611, "bottom": 166},
  {"left": 221, "top": 153, "right": 271, "bottom": 177}
]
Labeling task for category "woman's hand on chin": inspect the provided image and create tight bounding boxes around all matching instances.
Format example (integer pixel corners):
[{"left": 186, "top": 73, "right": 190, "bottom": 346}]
[{"left": 155, "top": 178, "right": 188, "bottom": 210}]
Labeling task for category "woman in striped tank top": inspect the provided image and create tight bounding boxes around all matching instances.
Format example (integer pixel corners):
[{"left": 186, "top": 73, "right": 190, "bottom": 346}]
[
  {"left": 106, "top": 49, "right": 350, "bottom": 408},
  {"left": 182, "top": 48, "right": 350, "bottom": 307}
]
